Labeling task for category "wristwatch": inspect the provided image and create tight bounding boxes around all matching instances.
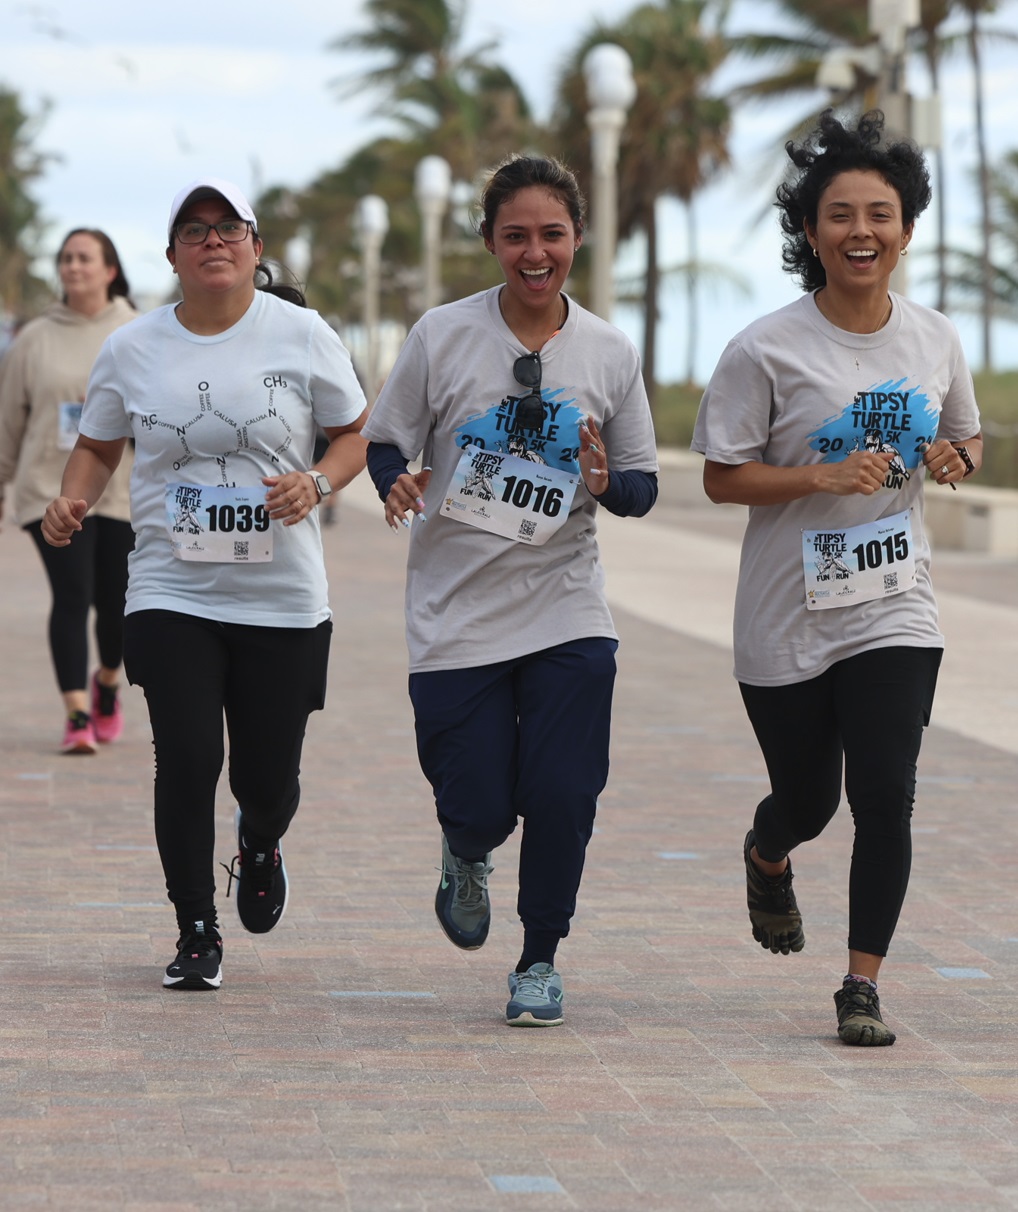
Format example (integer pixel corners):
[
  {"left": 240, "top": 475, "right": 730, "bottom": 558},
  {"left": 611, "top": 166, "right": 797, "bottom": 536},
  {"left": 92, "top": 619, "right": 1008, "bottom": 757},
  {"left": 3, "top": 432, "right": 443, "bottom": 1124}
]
[
  {"left": 952, "top": 445, "right": 976, "bottom": 477},
  {"left": 312, "top": 472, "right": 333, "bottom": 500}
]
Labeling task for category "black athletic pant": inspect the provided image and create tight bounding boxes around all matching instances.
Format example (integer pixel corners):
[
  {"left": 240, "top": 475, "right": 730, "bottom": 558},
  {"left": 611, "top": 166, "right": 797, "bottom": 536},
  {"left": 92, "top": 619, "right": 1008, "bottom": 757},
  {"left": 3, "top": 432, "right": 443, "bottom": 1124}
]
[
  {"left": 739, "top": 645, "right": 942, "bottom": 957},
  {"left": 25, "top": 516, "right": 134, "bottom": 692},
  {"left": 123, "top": 610, "right": 331, "bottom": 929}
]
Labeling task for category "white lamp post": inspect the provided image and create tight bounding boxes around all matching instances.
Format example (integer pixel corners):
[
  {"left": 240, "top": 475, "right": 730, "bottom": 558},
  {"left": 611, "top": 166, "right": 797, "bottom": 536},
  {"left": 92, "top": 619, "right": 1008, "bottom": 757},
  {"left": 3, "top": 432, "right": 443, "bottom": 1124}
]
[
  {"left": 414, "top": 155, "right": 452, "bottom": 313},
  {"left": 584, "top": 43, "right": 636, "bottom": 322},
  {"left": 870, "top": 0, "right": 920, "bottom": 293},
  {"left": 355, "top": 194, "right": 389, "bottom": 403}
]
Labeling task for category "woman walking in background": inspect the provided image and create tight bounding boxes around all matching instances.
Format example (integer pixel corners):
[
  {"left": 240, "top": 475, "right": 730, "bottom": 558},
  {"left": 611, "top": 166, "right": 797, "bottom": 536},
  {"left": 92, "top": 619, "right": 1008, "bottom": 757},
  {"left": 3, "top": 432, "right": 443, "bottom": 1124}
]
[
  {"left": 693, "top": 111, "right": 982, "bottom": 1046},
  {"left": 0, "top": 228, "right": 137, "bottom": 753}
]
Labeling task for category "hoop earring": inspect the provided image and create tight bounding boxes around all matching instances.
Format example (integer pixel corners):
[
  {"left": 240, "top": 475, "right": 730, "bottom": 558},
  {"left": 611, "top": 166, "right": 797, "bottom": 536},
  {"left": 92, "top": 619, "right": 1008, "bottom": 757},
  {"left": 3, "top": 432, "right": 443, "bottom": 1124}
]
[{"left": 812, "top": 246, "right": 819, "bottom": 259}]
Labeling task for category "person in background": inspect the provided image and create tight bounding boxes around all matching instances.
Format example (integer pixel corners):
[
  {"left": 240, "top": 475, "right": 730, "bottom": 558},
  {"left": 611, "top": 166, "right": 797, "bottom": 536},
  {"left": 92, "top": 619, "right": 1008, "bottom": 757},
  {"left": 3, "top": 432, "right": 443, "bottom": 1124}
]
[
  {"left": 0, "top": 229, "right": 137, "bottom": 753},
  {"left": 692, "top": 110, "right": 982, "bottom": 1046},
  {"left": 42, "top": 178, "right": 368, "bottom": 991},
  {"left": 362, "top": 154, "right": 658, "bottom": 1027}
]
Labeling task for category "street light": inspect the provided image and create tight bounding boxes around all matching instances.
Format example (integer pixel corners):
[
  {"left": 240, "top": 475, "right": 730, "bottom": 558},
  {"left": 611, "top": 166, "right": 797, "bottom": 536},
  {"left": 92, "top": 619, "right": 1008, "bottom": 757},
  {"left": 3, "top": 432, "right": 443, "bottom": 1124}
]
[
  {"left": 869, "top": 0, "right": 920, "bottom": 139},
  {"left": 584, "top": 43, "right": 636, "bottom": 322},
  {"left": 414, "top": 155, "right": 452, "bottom": 313},
  {"left": 354, "top": 194, "right": 389, "bottom": 403}
]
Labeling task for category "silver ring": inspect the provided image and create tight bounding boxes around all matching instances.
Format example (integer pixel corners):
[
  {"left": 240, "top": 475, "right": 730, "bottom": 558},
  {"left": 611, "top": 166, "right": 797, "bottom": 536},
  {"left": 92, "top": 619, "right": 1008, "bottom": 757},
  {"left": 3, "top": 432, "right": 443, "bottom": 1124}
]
[{"left": 940, "top": 465, "right": 949, "bottom": 475}]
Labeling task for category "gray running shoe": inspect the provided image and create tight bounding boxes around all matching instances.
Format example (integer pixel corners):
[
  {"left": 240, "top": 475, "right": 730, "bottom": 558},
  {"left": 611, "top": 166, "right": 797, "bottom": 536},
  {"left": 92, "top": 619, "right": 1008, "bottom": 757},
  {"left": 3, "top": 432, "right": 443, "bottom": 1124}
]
[
  {"left": 744, "top": 830, "right": 805, "bottom": 954},
  {"left": 834, "top": 979, "right": 896, "bottom": 1046},
  {"left": 506, "top": 963, "right": 564, "bottom": 1026},
  {"left": 434, "top": 834, "right": 492, "bottom": 950}
]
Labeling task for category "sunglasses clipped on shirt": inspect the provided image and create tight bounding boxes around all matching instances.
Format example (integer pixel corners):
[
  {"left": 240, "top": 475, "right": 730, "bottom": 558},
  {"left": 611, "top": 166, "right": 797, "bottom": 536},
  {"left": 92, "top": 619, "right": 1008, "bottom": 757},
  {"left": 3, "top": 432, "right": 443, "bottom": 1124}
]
[
  {"left": 512, "top": 350, "right": 547, "bottom": 433},
  {"left": 174, "top": 219, "right": 254, "bottom": 245}
]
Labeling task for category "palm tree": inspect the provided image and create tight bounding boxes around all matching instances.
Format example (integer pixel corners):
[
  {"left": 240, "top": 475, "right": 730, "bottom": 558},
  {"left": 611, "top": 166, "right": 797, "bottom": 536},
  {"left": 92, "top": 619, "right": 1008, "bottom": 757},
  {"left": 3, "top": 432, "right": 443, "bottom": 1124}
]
[
  {"left": 956, "top": 0, "right": 999, "bottom": 369},
  {"left": 328, "top": 0, "right": 533, "bottom": 181},
  {"left": 554, "top": 0, "right": 732, "bottom": 405},
  {"left": 0, "top": 88, "right": 51, "bottom": 318},
  {"left": 944, "top": 148, "right": 1018, "bottom": 325}
]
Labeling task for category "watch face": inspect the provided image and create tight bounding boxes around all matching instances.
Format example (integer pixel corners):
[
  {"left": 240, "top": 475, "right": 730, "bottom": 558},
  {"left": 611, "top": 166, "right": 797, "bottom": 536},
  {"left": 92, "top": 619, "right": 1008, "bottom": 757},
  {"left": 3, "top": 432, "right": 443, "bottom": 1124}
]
[{"left": 314, "top": 473, "right": 332, "bottom": 498}]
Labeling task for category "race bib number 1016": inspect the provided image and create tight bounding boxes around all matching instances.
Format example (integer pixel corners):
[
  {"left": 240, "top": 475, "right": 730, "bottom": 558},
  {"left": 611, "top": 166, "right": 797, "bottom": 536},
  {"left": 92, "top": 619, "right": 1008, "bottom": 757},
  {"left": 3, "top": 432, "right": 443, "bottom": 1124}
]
[{"left": 441, "top": 445, "right": 578, "bottom": 545}]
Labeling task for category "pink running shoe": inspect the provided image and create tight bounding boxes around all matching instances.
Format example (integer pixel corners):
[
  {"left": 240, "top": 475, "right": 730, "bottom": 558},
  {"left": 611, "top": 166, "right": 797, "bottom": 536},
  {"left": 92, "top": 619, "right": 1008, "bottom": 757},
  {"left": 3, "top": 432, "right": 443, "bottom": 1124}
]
[
  {"left": 91, "top": 673, "right": 124, "bottom": 744},
  {"left": 62, "top": 711, "right": 98, "bottom": 754}
]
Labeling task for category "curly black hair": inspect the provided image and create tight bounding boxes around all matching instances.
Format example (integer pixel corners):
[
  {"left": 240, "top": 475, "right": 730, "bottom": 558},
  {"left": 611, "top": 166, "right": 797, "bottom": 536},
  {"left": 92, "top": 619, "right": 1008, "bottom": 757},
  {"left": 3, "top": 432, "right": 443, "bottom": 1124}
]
[{"left": 776, "top": 109, "right": 932, "bottom": 292}]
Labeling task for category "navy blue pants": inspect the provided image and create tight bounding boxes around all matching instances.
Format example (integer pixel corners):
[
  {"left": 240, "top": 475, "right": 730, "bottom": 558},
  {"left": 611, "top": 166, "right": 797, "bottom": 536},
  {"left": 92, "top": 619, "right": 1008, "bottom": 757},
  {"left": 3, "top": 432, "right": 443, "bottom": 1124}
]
[
  {"left": 409, "top": 637, "right": 618, "bottom": 943},
  {"left": 740, "top": 645, "right": 942, "bottom": 957},
  {"left": 124, "top": 610, "right": 331, "bottom": 929},
  {"left": 26, "top": 516, "right": 133, "bottom": 692}
]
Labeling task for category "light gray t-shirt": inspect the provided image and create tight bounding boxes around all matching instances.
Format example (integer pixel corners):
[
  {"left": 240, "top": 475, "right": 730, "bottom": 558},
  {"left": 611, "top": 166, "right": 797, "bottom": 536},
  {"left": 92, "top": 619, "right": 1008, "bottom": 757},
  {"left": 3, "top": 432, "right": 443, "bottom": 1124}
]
[
  {"left": 79, "top": 291, "right": 366, "bottom": 627},
  {"left": 362, "top": 287, "right": 658, "bottom": 672},
  {"left": 692, "top": 291, "right": 980, "bottom": 686}
]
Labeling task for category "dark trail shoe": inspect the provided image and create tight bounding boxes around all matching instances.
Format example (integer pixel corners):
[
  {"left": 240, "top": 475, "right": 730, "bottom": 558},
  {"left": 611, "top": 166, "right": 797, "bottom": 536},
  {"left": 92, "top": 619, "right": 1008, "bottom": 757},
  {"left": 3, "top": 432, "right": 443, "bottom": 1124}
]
[
  {"left": 834, "top": 978, "right": 896, "bottom": 1046},
  {"left": 744, "top": 830, "right": 805, "bottom": 955}
]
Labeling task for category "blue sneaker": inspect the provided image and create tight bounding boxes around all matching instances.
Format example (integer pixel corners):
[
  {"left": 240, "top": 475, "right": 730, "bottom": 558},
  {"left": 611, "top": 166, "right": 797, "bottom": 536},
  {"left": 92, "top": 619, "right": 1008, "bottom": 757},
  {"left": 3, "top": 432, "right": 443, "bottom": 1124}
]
[
  {"left": 434, "top": 834, "right": 492, "bottom": 950},
  {"left": 506, "top": 963, "right": 564, "bottom": 1026}
]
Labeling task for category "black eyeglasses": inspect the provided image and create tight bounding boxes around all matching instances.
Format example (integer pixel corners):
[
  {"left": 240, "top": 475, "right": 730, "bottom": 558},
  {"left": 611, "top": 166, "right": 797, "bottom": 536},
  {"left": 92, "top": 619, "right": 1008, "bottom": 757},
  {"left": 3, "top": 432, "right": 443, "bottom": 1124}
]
[
  {"left": 512, "top": 351, "right": 547, "bottom": 433},
  {"left": 174, "top": 219, "right": 253, "bottom": 245}
]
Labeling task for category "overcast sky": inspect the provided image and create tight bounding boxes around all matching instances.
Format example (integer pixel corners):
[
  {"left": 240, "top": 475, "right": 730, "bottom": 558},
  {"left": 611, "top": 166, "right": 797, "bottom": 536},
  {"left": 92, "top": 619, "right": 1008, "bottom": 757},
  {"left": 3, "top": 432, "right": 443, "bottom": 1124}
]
[{"left": 4, "top": 0, "right": 1018, "bottom": 381}]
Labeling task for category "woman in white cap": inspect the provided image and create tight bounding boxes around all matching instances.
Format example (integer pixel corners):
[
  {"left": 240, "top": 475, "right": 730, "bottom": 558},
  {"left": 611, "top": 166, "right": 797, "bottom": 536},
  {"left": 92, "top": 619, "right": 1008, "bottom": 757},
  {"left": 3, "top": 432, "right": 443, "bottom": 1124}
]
[
  {"left": 42, "top": 178, "right": 369, "bottom": 990},
  {"left": 0, "top": 228, "right": 136, "bottom": 753}
]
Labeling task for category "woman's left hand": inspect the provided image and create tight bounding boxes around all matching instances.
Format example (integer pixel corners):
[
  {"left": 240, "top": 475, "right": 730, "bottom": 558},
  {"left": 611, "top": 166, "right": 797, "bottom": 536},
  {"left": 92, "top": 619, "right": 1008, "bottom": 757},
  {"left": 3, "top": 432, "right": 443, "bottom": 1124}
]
[
  {"left": 263, "top": 471, "right": 317, "bottom": 526},
  {"left": 920, "top": 440, "right": 964, "bottom": 489},
  {"left": 578, "top": 415, "right": 609, "bottom": 497}
]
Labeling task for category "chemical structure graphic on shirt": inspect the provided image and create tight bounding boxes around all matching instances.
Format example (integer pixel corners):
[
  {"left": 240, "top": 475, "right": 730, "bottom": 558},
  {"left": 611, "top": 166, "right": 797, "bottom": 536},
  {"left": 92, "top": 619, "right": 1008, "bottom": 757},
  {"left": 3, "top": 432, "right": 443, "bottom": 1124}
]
[
  {"left": 138, "top": 374, "right": 299, "bottom": 486},
  {"left": 454, "top": 386, "right": 587, "bottom": 473},
  {"left": 805, "top": 378, "right": 941, "bottom": 492}
]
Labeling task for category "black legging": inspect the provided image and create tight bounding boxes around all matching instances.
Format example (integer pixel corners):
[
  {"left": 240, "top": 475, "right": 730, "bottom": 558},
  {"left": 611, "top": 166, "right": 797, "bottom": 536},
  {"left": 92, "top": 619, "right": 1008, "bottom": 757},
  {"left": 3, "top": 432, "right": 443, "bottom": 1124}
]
[
  {"left": 739, "top": 645, "right": 941, "bottom": 958},
  {"left": 25, "top": 516, "right": 134, "bottom": 692},
  {"left": 123, "top": 610, "right": 331, "bottom": 929}
]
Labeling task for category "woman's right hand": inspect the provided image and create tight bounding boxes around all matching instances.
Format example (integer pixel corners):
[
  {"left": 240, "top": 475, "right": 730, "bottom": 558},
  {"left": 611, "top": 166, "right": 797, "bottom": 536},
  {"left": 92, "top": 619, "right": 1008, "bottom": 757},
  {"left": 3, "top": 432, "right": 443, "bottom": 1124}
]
[
  {"left": 41, "top": 496, "right": 88, "bottom": 547},
  {"left": 818, "top": 450, "right": 894, "bottom": 496},
  {"left": 385, "top": 468, "right": 432, "bottom": 531}
]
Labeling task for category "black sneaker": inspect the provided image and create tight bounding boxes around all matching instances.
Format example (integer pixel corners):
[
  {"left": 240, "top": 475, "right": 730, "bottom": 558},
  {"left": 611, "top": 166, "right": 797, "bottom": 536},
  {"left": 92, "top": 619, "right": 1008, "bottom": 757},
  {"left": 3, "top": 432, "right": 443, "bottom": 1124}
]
[
  {"left": 435, "top": 834, "right": 492, "bottom": 950},
  {"left": 744, "top": 830, "right": 805, "bottom": 955},
  {"left": 222, "top": 808, "right": 289, "bottom": 934},
  {"left": 834, "top": 978, "right": 896, "bottom": 1046},
  {"left": 163, "top": 922, "right": 222, "bottom": 990}
]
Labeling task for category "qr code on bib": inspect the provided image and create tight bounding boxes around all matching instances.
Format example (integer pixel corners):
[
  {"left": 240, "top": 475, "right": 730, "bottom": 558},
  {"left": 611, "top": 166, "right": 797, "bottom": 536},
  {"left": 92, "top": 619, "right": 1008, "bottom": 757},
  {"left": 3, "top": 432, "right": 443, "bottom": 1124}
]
[
  {"left": 883, "top": 572, "right": 898, "bottom": 591},
  {"left": 516, "top": 519, "right": 537, "bottom": 541},
  {"left": 234, "top": 541, "right": 249, "bottom": 559}
]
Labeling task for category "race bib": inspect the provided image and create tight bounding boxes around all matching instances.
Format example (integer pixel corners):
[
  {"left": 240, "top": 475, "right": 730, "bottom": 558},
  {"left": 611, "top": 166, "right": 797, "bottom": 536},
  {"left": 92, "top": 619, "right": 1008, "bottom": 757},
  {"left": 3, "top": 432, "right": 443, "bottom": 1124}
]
[
  {"left": 803, "top": 508, "right": 915, "bottom": 610},
  {"left": 57, "top": 402, "right": 83, "bottom": 451},
  {"left": 165, "top": 484, "right": 273, "bottom": 563},
  {"left": 441, "top": 445, "right": 578, "bottom": 545}
]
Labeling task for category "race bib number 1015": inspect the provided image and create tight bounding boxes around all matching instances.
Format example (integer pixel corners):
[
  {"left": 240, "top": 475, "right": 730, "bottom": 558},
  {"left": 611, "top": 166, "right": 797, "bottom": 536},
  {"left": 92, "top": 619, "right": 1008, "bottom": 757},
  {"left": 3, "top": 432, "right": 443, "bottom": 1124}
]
[{"left": 803, "top": 508, "right": 915, "bottom": 610}]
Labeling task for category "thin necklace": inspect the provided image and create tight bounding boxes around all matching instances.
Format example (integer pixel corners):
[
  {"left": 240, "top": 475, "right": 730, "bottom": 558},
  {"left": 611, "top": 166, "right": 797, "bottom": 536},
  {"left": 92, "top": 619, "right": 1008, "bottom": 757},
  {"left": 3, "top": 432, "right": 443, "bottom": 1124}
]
[{"left": 816, "top": 289, "right": 892, "bottom": 334}]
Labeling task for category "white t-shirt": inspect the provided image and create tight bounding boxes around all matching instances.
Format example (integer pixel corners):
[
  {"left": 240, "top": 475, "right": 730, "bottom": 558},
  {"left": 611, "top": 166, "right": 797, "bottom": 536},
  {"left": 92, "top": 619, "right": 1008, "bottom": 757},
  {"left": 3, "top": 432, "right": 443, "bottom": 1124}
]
[
  {"left": 361, "top": 287, "right": 658, "bottom": 672},
  {"left": 79, "top": 291, "right": 366, "bottom": 627},
  {"left": 692, "top": 291, "right": 980, "bottom": 686}
]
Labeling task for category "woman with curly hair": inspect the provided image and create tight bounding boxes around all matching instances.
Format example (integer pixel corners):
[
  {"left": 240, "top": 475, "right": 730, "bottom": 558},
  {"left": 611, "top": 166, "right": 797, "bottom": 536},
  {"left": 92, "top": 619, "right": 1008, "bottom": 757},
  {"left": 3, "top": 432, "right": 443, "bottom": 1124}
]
[{"left": 692, "top": 111, "right": 982, "bottom": 1045}]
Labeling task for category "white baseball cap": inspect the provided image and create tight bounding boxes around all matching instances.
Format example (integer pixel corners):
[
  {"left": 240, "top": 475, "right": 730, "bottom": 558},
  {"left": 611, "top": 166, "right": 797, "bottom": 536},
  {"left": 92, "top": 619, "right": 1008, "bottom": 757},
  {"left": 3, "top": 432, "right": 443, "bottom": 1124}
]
[{"left": 167, "top": 177, "right": 258, "bottom": 244}]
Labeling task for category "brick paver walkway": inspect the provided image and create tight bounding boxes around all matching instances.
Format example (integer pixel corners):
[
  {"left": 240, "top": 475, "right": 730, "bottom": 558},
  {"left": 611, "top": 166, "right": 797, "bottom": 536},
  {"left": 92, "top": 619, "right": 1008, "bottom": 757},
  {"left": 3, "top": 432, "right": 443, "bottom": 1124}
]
[{"left": 1, "top": 461, "right": 1016, "bottom": 1211}]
